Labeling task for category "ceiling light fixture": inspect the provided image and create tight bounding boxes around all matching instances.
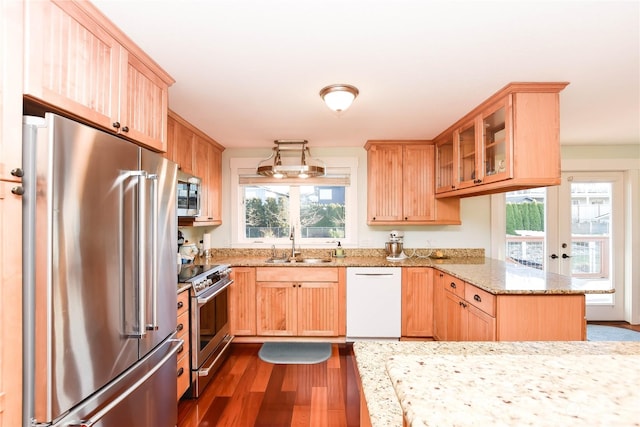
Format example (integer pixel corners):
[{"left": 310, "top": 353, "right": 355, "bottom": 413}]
[
  {"left": 319, "top": 84, "right": 359, "bottom": 113},
  {"left": 257, "top": 140, "right": 325, "bottom": 179}
]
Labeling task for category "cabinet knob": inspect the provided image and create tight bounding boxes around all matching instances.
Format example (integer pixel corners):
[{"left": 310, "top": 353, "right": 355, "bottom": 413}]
[
  {"left": 177, "top": 367, "right": 184, "bottom": 377},
  {"left": 11, "top": 186, "right": 24, "bottom": 196},
  {"left": 112, "top": 121, "right": 121, "bottom": 129},
  {"left": 474, "top": 294, "right": 482, "bottom": 302},
  {"left": 176, "top": 323, "right": 184, "bottom": 332},
  {"left": 450, "top": 282, "right": 456, "bottom": 289},
  {"left": 10, "top": 168, "right": 24, "bottom": 177},
  {"left": 122, "top": 126, "right": 129, "bottom": 133},
  {"left": 177, "top": 301, "right": 184, "bottom": 309}
]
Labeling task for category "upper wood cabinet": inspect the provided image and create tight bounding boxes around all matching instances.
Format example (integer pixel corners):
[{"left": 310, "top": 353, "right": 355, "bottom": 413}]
[
  {"left": 167, "top": 110, "right": 224, "bottom": 225},
  {"left": 23, "top": 0, "right": 174, "bottom": 152},
  {"left": 365, "top": 141, "right": 460, "bottom": 225},
  {"left": 435, "top": 82, "right": 568, "bottom": 198}
]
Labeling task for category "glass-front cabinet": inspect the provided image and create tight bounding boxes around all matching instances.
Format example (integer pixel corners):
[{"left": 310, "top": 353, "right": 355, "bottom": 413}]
[
  {"left": 481, "top": 99, "right": 512, "bottom": 184},
  {"left": 435, "top": 136, "right": 455, "bottom": 193},
  {"left": 456, "top": 121, "right": 478, "bottom": 189}
]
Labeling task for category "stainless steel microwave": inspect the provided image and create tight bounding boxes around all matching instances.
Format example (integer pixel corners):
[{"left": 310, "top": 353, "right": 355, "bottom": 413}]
[{"left": 177, "top": 171, "right": 201, "bottom": 217}]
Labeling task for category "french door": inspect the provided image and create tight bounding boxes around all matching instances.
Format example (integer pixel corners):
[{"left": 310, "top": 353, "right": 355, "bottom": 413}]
[{"left": 505, "top": 172, "right": 624, "bottom": 320}]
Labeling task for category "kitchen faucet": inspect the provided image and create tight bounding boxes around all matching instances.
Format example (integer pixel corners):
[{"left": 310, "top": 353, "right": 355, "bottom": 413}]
[{"left": 290, "top": 225, "right": 296, "bottom": 258}]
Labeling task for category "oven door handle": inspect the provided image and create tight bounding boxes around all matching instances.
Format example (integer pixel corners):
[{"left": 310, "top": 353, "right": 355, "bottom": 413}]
[{"left": 196, "top": 280, "right": 233, "bottom": 305}]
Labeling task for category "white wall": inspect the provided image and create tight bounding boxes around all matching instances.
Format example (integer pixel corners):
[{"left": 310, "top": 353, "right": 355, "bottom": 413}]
[{"left": 181, "top": 146, "right": 492, "bottom": 252}]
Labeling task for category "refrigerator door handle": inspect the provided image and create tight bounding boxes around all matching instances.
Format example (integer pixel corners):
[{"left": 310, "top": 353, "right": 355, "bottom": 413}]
[
  {"left": 146, "top": 173, "right": 159, "bottom": 331},
  {"left": 66, "top": 338, "right": 183, "bottom": 427}
]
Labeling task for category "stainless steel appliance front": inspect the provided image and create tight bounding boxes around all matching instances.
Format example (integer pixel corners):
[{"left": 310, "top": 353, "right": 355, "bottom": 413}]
[
  {"left": 22, "top": 114, "right": 181, "bottom": 427},
  {"left": 184, "top": 265, "right": 233, "bottom": 397},
  {"left": 177, "top": 170, "right": 201, "bottom": 217}
]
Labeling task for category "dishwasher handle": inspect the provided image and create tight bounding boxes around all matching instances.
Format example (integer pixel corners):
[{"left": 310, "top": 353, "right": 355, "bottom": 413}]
[{"left": 353, "top": 273, "right": 396, "bottom": 277}]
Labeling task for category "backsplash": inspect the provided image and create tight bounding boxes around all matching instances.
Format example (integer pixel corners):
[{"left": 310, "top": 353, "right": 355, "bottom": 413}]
[{"left": 208, "top": 247, "right": 484, "bottom": 259}]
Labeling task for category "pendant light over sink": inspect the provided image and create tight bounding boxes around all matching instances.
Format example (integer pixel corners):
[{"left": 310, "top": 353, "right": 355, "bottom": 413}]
[
  {"left": 319, "top": 84, "right": 359, "bottom": 113},
  {"left": 257, "top": 140, "right": 325, "bottom": 179}
]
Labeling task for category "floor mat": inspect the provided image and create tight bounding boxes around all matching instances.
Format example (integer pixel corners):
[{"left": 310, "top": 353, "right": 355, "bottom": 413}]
[
  {"left": 587, "top": 324, "right": 640, "bottom": 341},
  {"left": 258, "top": 342, "right": 332, "bottom": 364}
]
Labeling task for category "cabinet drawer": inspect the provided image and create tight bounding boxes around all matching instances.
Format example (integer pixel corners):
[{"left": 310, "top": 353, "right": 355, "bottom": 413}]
[
  {"left": 443, "top": 275, "right": 465, "bottom": 298},
  {"left": 465, "top": 284, "right": 496, "bottom": 317},
  {"left": 177, "top": 290, "right": 189, "bottom": 316},
  {"left": 176, "top": 310, "right": 189, "bottom": 339},
  {"left": 176, "top": 351, "right": 190, "bottom": 401},
  {"left": 256, "top": 267, "right": 338, "bottom": 282}
]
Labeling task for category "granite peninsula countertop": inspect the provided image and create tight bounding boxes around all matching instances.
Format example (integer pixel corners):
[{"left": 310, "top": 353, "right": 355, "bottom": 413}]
[
  {"left": 197, "top": 248, "right": 608, "bottom": 295},
  {"left": 353, "top": 341, "right": 640, "bottom": 427}
]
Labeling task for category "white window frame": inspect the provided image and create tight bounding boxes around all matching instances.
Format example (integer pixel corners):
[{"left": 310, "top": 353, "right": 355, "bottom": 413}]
[{"left": 229, "top": 157, "right": 358, "bottom": 248}]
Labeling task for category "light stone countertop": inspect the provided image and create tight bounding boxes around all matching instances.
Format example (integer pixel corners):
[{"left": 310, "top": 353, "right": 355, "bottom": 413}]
[
  {"left": 352, "top": 341, "right": 640, "bottom": 427},
  {"left": 200, "top": 249, "right": 608, "bottom": 295},
  {"left": 387, "top": 353, "right": 640, "bottom": 426}
]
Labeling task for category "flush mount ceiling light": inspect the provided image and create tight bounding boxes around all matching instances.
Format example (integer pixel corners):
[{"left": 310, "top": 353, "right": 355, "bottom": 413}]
[
  {"left": 257, "top": 140, "right": 326, "bottom": 179},
  {"left": 319, "top": 84, "right": 359, "bottom": 113}
]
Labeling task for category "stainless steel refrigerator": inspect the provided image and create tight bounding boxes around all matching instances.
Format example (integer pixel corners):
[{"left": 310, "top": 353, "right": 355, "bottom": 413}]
[{"left": 22, "top": 113, "right": 182, "bottom": 427}]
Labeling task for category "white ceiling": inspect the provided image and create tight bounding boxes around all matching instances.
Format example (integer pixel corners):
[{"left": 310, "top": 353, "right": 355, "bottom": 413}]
[{"left": 92, "top": 0, "right": 639, "bottom": 149}]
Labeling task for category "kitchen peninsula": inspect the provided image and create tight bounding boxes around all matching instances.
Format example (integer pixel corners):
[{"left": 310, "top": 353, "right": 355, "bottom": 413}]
[{"left": 354, "top": 340, "right": 640, "bottom": 427}]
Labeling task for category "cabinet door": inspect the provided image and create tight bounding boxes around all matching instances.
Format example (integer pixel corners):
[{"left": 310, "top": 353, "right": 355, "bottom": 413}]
[
  {"left": 466, "top": 305, "right": 496, "bottom": 341},
  {"left": 24, "top": 0, "right": 120, "bottom": 131},
  {"left": 192, "top": 135, "right": 211, "bottom": 222},
  {"left": 402, "top": 145, "right": 435, "bottom": 221},
  {"left": 367, "top": 144, "right": 403, "bottom": 222},
  {"left": 204, "top": 144, "right": 222, "bottom": 224},
  {"left": 118, "top": 51, "right": 169, "bottom": 151},
  {"left": 256, "top": 282, "right": 297, "bottom": 336},
  {"left": 480, "top": 98, "right": 512, "bottom": 185},
  {"left": 435, "top": 136, "right": 455, "bottom": 193},
  {"left": 173, "top": 119, "right": 194, "bottom": 174},
  {"left": 229, "top": 267, "right": 256, "bottom": 336},
  {"left": 432, "top": 271, "right": 446, "bottom": 340},
  {"left": 401, "top": 268, "right": 434, "bottom": 337},
  {"left": 456, "top": 120, "right": 479, "bottom": 189},
  {"left": 297, "top": 282, "right": 339, "bottom": 336},
  {"left": 443, "top": 291, "right": 466, "bottom": 341}
]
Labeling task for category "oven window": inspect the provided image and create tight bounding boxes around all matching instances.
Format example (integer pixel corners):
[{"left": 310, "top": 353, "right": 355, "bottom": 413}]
[{"left": 198, "top": 288, "right": 228, "bottom": 351}]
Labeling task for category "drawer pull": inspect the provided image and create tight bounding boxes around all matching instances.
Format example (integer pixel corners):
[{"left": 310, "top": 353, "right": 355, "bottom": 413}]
[
  {"left": 177, "top": 301, "right": 184, "bottom": 309},
  {"left": 459, "top": 301, "right": 467, "bottom": 308},
  {"left": 177, "top": 367, "right": 184, "bottom": 377},
  {"left": 450, "top": 282, "right": 456, "bottom": 289},
  {"left": 177, "top": 344, "right": 184, "bottom": 354},
  {"left": 176, "top": 323, "right": 184, "bottom": 333},
  {"left": 474, "top": 294, "right": 482, "bottom": 302}
]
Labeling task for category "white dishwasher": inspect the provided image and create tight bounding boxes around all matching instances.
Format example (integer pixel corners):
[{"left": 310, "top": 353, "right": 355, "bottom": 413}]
[{"left": 346, "top": 267, "right": 402, "bottom": 339}]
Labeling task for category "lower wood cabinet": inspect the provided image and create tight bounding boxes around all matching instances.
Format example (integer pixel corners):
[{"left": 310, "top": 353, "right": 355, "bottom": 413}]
[
  {"left": 435, "top": 270, "right": 585, "bottom": 341},
  {"left": 401, "top": 267, "right": 434, "bottom": 338},
  {"left": 176, "top": 289, "right": 190, "bottom": 401},
  {"left": 256, "top": 267, "right": 340, "bottom": 336},
  {"left": 229, "top": 267, "right": 257, "bottom": 336}
]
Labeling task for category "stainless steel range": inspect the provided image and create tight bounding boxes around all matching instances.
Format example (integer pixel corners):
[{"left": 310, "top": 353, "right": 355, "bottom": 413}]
[{"left": 178, "top": 263, "right": 233, "bottom": 397}]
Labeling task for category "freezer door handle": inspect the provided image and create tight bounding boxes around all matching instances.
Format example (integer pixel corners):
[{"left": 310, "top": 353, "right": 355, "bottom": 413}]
[
  {"left": 146, "top": 173, "right": 159, "bottom": 331},
  {"left": 136, "top": 171, "right": 147, "bottom": 337},
  {"left": 66, "top": 338, "right": 183, "bottom": 427}
]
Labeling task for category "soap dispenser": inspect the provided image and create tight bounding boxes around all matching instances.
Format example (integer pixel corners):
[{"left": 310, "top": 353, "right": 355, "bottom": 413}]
[{"left": 335, "top": 242, "right": 344, "bottom": 257}]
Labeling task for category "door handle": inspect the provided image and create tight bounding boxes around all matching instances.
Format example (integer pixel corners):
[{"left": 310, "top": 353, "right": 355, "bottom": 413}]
[{"left": 550, "top": 254, "right": 558, "bottom": 259}]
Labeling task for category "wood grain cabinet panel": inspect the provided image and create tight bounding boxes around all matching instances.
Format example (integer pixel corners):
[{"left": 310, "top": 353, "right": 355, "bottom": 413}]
[
  {"left": 255, "top": 267, "right": 341, "bottom": 337},
  {"left": 23, "top": 0, "right": 174, "bottom": 152},
  {"left": 176, "top": 290, "right": 190, "bottom": 401},
  {"left": 167, "top": 110, "right": 224, "bottom": 226},
  {"left": 365, "top": 141, "right": 460, "bottom": 225},
  {"left": 401, "top": 267, "right": 434, "bottom": 338},
  {"left": 229, "top": 267, "right": 257, "bottom": 336}
]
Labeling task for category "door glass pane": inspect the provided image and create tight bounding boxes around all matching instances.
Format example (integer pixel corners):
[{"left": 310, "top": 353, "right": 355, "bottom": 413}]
[
  {"left": 458, "top": 125, "right": 476, "bottom": 183},
  {"left": 243, "top": 185, "right": 290, "bottom": 238},
  {"left": 299, "top": 185, "right": 346, "bottom": 239},
  {"left": 436, "top": 138, "right": 454, "bottom": 190},
  {"left": 570, "top": 181, "right": 613, "bottom": 304},
  {"left": 483, "top": 107, "right": 506, "bottom": 177},
  {"left": 505, "top": 188, "right": 546, "bottom": 270}
]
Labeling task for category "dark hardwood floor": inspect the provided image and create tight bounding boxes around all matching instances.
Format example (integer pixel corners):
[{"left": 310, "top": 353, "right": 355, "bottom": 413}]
[{"left": 177, "top": 343, "right": 361, "bottom": 427}]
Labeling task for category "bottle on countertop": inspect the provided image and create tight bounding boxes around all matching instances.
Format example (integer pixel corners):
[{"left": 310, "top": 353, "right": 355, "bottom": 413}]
[{"left": 335, "top": 241, "right": 344, "bottom": 257}]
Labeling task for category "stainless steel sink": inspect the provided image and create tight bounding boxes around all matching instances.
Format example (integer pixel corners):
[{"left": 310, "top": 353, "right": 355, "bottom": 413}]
[
  {"left": 297, "top": 258, "right": 332, "bottom": 264},
  {"left": 264, "top": 258, "right": 290, "bottom": 264}
]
